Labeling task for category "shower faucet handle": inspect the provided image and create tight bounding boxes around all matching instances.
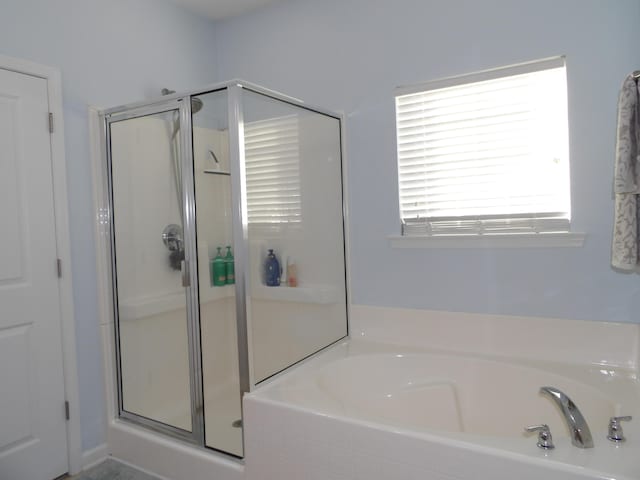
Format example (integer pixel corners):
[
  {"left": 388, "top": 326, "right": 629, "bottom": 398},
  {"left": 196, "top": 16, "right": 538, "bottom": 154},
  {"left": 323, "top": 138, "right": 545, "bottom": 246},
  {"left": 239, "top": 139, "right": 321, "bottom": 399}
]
[
  {"left": 162, "top": 224, "right": 183, "bottom": 252},
  {"left": 525, "top": 424, "right": 555, "bottom": 449},
  {"left": 607, "top": 416, "right": 632, "bottom": 442}
]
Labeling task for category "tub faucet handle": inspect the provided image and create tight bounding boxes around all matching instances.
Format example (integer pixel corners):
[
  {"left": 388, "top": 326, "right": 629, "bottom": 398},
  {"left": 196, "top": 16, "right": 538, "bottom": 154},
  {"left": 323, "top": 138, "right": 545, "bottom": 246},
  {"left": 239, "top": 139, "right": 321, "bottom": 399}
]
[
  {"left": 607, "top": 416, "right": 632, "bottom": 443},
  {"left": 525, "top": 424, "right": 555, "bottom": 449}
]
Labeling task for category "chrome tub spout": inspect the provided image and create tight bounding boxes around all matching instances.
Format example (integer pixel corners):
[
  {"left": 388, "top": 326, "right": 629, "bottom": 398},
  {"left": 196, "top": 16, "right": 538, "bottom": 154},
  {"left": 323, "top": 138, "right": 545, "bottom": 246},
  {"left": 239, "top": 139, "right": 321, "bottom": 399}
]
[{"left": 540, "top": 386, "right": 593, "bottom": 448}]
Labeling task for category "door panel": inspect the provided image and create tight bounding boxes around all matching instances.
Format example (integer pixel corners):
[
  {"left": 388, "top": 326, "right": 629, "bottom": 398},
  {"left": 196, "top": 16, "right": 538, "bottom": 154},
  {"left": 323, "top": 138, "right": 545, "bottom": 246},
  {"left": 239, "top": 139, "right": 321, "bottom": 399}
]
[
  {"left": 0, "top": 69, "right": 68, "bottom": 479},
  {"left": 0, "top": 95, "right": 25, "bottom": 282},
  {"left": 0, "top": 325, "right": 32, "bottom": 448}
]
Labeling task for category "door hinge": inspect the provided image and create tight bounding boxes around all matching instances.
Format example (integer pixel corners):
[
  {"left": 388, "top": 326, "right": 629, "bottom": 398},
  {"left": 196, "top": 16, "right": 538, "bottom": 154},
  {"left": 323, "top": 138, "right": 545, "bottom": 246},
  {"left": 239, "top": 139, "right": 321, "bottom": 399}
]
[
  {"left": 48, "top": 112, "right": 54, "bottom": 133},
  {"left": 56, "top": 258, "right": 62, "bottom": 278},
  {"left": 64, "top": 401, "right": 70, "bottom": 421}
]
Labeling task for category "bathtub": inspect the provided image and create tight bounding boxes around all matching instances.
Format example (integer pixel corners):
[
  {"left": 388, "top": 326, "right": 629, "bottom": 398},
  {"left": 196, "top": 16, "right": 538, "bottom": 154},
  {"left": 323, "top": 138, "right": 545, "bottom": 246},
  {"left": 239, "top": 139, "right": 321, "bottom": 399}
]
[{"left": 243, "top": 340, "right": 640, "bottom": 480}]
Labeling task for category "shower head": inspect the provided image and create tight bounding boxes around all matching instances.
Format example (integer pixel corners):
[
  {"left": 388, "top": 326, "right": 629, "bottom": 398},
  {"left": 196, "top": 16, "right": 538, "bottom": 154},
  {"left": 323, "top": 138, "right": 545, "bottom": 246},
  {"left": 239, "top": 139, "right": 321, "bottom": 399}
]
[
  {"left": 191, "top": 97, "right": 203, "bottom": 114},
  {"left": 161, "top": 88, "right": 204, "bottom": 114}
]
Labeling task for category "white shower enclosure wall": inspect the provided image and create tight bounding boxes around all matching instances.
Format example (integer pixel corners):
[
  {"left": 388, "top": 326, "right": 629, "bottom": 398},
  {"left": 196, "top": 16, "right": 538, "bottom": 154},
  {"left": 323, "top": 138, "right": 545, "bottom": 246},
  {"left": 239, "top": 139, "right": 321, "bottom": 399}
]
[{"left": 102, "top": 81, "right": 348, "bottom": 458}]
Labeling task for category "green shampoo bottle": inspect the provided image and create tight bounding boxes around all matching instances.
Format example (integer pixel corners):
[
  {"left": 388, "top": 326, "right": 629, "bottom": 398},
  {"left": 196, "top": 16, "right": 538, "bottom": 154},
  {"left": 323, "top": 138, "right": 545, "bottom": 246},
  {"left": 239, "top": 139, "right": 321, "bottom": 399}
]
[
  {"left": 225, "top": 246, "right": 235, "bottom": 285},
  {"left": 213, "top": 247, "right": 226, "bottom": 286}
]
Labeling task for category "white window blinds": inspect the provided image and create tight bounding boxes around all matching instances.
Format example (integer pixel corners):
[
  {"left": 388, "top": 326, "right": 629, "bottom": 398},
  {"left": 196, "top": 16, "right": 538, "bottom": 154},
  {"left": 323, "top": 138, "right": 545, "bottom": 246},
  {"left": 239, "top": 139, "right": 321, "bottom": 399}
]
[
  {"left": 395, "top": 57, "right": 570, "bottom": 235},
  {"left": 245, "top": 115, "right": 301, "bottom": 224}
]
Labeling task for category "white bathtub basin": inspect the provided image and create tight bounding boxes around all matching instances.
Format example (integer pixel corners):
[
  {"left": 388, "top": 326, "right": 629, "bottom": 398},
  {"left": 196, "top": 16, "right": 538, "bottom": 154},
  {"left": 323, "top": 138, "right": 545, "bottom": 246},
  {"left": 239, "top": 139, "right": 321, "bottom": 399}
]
[
  {"left": 246, "top": 340, "right": 640, "bottom": 480},
  {"left": 279, "top": 351, "right": 622, "bottom": 438}
]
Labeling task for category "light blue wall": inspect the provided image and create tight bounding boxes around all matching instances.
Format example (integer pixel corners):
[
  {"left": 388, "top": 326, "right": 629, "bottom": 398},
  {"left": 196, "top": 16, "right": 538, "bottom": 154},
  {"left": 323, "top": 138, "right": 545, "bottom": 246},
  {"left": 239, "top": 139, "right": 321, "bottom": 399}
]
[
  {"left": 214, "top": 0, "right": 640, "bottom": 324},
  {"left": 0, "top": 0, "right": 217, "bottom": 450}
]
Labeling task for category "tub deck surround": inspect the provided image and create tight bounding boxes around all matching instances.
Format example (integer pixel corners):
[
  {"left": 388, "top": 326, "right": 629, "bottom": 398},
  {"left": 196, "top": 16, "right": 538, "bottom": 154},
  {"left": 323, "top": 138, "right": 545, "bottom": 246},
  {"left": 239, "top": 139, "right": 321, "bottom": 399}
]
[
  {"left": 243, "top": 307, "right": 640, "bottom": 480},
  {"left": 349, "top": 305, "right": 640, "bottom": 370}
]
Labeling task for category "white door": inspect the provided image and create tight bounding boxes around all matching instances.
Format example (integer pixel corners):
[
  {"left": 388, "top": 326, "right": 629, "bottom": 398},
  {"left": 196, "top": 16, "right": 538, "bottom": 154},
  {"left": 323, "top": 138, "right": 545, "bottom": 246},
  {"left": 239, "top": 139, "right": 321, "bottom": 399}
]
[{"left": 0, "top": 68, "right": 68, "bottom": 479}]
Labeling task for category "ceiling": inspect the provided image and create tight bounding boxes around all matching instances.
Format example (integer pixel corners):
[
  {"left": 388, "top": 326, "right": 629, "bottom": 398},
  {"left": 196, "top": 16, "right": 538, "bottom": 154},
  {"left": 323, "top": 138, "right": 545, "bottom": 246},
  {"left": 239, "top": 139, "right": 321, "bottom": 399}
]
[{"left": 167, "top": 0, "right": 283, "bottom": 20}]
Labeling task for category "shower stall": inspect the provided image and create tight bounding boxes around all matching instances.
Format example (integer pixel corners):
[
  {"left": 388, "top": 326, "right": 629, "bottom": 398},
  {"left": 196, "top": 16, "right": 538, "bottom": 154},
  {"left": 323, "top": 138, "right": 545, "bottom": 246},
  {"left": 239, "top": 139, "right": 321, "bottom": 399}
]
[{"left": 102, "top": 82, "right": 348, "bottom": 458}]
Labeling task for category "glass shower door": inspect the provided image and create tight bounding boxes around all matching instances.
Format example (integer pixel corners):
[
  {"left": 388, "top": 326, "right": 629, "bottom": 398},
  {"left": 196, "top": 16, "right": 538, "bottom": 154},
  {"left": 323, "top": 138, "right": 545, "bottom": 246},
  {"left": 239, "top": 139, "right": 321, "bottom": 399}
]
[
  {"left": 108, "top": 105, "right": 195, "bottom": 438},
  {"left": 191, "top": 90, "right": 244, "bottom": 456},
  {"left": 241, "top": 89, "right": 348, "bottom": 384}
]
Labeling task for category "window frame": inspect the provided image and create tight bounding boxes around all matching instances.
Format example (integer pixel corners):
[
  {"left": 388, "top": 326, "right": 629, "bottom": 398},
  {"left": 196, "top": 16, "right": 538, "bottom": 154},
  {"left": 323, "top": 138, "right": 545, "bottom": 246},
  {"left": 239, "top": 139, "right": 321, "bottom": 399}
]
[{"left": 392, "top": 56, "right": 584, "bottom": 248}]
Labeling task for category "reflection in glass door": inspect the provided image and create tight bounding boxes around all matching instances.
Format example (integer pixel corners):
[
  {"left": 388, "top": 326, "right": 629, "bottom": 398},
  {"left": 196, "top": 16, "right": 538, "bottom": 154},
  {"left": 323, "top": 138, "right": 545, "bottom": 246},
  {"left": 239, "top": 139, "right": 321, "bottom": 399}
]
[{"left": 109, "top": 106, "right": 195, "bottom": 437}]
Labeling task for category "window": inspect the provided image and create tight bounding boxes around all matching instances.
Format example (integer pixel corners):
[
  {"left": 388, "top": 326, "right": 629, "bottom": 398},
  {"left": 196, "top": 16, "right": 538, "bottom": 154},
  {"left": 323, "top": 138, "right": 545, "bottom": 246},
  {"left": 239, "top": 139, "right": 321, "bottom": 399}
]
[
  {"left": 395, "top": 57, "right": 570, "bottom": 237},
  {"left": 245, "top": 114, "right": 301, "bottom": 225}
]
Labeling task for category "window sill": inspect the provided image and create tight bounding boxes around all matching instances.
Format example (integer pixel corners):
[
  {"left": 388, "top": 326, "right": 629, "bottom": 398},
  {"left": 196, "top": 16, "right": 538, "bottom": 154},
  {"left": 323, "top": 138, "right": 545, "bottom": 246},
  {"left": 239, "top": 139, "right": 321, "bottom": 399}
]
[{"left": 388, "top": 232, "right": 586, "bottom": 249}]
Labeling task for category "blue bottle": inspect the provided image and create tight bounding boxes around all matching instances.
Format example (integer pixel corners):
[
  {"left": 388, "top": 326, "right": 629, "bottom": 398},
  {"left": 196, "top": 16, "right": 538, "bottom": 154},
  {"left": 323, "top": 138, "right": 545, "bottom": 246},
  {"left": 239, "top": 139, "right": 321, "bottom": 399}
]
[{"left": 264, "top": 249, "right": 280, "bottom": 287}]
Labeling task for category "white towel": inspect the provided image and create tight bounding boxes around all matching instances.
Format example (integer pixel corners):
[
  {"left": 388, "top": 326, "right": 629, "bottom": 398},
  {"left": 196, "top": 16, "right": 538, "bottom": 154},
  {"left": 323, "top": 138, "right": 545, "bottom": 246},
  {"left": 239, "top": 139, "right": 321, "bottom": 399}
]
[{"left": 612, "top": 74, "right": 640, "bottom": 270}]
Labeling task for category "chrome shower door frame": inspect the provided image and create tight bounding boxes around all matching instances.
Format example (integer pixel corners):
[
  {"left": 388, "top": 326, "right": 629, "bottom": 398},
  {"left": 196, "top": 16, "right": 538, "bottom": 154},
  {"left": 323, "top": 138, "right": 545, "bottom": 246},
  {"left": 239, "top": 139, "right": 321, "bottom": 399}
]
[
  {"left": 104, "top": 97, "right": 205, "bottom": 446},
  {"left": 227, "top": 84, "right": 252, "bottom": 404},
  {"left": 230, "top": 83, "right": 348, "bottom": 390}
]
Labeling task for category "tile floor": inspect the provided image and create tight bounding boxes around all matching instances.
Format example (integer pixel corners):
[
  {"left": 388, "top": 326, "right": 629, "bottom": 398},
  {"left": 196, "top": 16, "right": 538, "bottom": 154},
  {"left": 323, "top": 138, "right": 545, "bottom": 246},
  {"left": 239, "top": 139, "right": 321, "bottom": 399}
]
[{"left": 69, "top": 459, "right": 161, "bottom": 480}]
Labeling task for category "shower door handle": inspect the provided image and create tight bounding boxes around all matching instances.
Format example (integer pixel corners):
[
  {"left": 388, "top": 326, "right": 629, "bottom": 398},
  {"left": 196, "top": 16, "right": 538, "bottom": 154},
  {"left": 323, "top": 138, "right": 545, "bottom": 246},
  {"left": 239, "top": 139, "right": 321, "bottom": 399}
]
[{"left": 181, "top": 259, "right": 190, "bottom": 287}]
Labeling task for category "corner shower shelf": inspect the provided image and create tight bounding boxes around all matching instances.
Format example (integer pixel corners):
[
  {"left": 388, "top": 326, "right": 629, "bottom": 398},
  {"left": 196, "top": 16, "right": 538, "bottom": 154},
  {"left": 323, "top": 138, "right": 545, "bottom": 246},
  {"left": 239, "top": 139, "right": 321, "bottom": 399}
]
[
  {"left": 252, "top": 284, "right": 340, "bottom": 304},
  {"left": 203, "top": 169, "right": 231, "bottom": 176}
]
